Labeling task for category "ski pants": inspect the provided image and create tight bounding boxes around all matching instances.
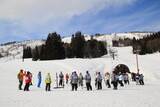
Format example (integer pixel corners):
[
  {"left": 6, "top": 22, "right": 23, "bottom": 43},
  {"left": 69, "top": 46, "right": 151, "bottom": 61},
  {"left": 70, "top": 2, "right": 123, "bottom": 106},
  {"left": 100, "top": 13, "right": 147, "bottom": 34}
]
[
  {"left": 24, "top": 83, "right": 30, "bottom": 91},
  {"left": 97, "top": 81, "right": 102, "bottom": 90},
  {"left": 105, "top": 80, "right": 111, "bottom": 88},
  {"left": 72, "top": 83, "right": 78, "bottom": 91},
  {"left": 112, "top": 81, "right": 118, "bottom": 90},
  {"left": 37, "top": 79, "right": 41, "bottom": 87},
  {"left": 46, "top": 83, "right": 51, "bottom": 91},
  {"left": 86, "top": 82, "right": 92, "bottom": 91},
  {"left": 119, "top": 80, "right": 124, "bottom": 87},
  {"left": 19, "top": 80, "right": 23, "bottom": 90}
]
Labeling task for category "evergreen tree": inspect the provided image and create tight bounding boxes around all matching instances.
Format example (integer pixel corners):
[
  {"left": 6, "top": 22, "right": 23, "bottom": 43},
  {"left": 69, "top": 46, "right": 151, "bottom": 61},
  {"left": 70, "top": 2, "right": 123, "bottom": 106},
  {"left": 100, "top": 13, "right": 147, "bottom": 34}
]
[
  {"left": 64, "top": 43, "right": 74, "bottom": 58},
  {"left": 132, "top": 32, "right": 160, "bottom": 55},
  {"left": 71, "top": 31, "right": 86, "bottom": 58},
  {"left": 45, "top": 32, "right": 65, "bottom": 60},
  {"left": 39, "top": 44, "right": 46, "bottom": 60},
  {"left": 23, "top": 46, "right": 32, "bottom": 59},
  {"left": 32, "top": 46, "right": 40, "bottom": 61},
  {"left": 97, "top": 41, "right": 107, "bottom": 56}
]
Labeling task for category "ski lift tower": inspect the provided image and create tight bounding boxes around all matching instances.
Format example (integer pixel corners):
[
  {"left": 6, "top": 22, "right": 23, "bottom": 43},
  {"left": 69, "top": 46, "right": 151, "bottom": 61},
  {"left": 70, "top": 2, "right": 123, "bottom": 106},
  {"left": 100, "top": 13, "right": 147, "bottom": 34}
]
[
  {"left": 109, "top": 46, "right": 118, "bottom": 73},
  {"left": 109, "top": 47, "right": 118, "bottom": 60},
  {"left": 134, "top": 46, "right": 141, "bottom": 74}
]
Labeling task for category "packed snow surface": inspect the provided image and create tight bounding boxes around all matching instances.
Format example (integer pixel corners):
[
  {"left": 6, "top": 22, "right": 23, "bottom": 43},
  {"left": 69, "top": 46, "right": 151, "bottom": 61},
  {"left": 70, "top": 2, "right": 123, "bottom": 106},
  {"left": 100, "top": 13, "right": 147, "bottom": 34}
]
[{"left": 0, "top": 47, "right": 160, "bottom": 107}]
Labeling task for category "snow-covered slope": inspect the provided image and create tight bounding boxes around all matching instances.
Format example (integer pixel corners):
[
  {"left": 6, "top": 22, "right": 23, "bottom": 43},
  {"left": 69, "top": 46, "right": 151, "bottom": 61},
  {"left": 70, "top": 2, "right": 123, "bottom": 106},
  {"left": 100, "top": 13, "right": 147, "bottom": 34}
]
[
  {"left": 0, "top": 40, "right": 45, "bottom": 61},
  {"left": 0, "top": 46, "right": 160, "bottom": 107}
]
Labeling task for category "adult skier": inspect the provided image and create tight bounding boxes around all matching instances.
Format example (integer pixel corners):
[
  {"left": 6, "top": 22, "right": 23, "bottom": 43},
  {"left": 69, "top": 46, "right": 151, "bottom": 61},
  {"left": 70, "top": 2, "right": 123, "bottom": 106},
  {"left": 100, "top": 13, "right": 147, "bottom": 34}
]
[
  {"left": 45, "top": 73, "right": 52, "bottom": 91},
  {"left": 78, "top": 73, "right": 84, "bottom": 88},
  {"left": 95, "top": 72, "right": 98, "bottom": 88},
  {"left": 111, "top": 73, "right": 119, "bottom": 90},
  {"left": 65, "top": 73, "right": 69, "bottom": 84},
  {"left": 124, "top": 73, "right": 129, "bottom": 85},
  {"left": 70, "top": 71, "right": 78, "bottom": 91},
  {"left": 135, "top": 73, "right": 140, "bottom": 85},
  {"left": 24, "top": 71, "right": 32, "bottom": 91},
  {"left": 37, "top": 71, "right": 42, "bottom": 88},
  {"left": 118, "top": 73, "right": 124, "bottom": 87},
  {"left": 29, "top": 72, "right": 33, "bottom": 85},
  {"left": 139, "top": 74, "right": 144, "bottom": 85},
  {"left": 97, "top": 72, "right": 102, "bottom": 90},
  {"left": 85, "top": 71, "right": 92, "bottom": 91},
  {"left": 17, "top": 69, "right": 24, "bottom": 90},
  {"left": 59, "top": 72, "right": 64, "bottom": 87},
  {"left": 104, "top": 72, "right": 111, "bottom": 88}
]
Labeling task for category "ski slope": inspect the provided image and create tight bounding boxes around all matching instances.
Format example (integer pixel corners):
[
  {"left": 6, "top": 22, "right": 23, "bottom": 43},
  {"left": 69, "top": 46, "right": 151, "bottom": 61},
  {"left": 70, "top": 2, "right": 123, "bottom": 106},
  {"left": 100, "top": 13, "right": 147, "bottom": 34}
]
[{"left": 0, "top": 47, "right": 160, "bottom": 107}]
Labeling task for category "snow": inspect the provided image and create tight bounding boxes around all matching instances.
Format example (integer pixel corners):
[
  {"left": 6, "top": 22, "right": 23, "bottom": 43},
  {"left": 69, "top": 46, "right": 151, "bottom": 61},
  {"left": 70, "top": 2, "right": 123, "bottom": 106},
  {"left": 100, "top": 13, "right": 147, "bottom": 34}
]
[{"left": 0, "top": 46, "right": 160, "bottom": 107}]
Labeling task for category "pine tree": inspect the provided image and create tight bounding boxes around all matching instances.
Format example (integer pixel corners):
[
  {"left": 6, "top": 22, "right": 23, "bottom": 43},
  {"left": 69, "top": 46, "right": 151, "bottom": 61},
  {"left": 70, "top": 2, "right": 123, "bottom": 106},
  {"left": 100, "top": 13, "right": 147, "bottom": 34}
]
[
  {"left": 32, "top": 46, "right": 40, "bottom": 61},
  {"left": 45, "top": 32, "right": 65, "bottom": 60},
  {"left": 71, "top": 31, "right": 86, "bottom": 58},
  {"left": 23, "top": 46, "right": 32, "bottom": 59}
]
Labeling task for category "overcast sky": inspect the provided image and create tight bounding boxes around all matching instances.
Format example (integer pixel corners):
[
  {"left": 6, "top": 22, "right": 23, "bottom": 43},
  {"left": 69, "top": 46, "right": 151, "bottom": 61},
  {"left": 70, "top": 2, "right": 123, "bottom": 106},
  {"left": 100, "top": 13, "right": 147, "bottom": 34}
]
[{"left": 0, "top": 0, "right": 160, "bottom": 43}]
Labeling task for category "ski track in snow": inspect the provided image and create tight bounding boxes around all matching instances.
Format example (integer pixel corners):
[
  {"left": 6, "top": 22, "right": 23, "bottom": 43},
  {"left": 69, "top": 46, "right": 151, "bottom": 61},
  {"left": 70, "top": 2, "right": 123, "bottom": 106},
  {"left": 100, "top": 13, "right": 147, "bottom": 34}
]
[{"left": 0, "top": 47, "right": 160, "bottom": 107}]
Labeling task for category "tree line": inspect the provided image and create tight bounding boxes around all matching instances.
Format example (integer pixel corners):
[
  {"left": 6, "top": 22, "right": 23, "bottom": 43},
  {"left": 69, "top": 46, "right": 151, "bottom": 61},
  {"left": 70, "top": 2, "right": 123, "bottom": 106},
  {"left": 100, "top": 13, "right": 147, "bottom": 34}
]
[
  {"left": 23, "top": 32, "right": 107, "bottom": 61},
  {"left": 132, "top": 32, "right": 160, "bottom": 55}
]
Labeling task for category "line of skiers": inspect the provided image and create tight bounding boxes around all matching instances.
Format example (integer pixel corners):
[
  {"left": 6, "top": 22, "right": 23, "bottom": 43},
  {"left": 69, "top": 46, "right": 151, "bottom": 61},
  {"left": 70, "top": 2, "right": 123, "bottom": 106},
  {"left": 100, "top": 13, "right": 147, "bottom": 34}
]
[{"left": 17, "top": 69, "right": 144, "bottom": 91}]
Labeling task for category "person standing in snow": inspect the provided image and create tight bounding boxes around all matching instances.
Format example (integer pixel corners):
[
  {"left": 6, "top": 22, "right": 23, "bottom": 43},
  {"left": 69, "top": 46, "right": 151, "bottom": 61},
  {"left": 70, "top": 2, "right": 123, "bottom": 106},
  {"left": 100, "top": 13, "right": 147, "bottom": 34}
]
[
  {"left": 111, "top": 72, "right": 119, "bottom": 90},
  {"left": 59, "top": 72, "right": 64, "bottom": 87},
  {"left": 45, "top": 73, "right": 52, "bottom": 91},
  {"left": 24, "top": 71, "right": 32, "bottom": 91},
  {"left": 139, "top": 74, "right": 144, "bottom": 85},
  {"left": 95, "top": 72, "right": 98, "bottom": 88},
  {"left": 124, "top": 73, "right": 129, "bottom": 85},
  {"left": 17, "top": 69, "right": 25, "bottom": 90},
  {"left": 85, "top": 71, "right": 92, "bottom": 91},
  {"left": 78, "top": 73, "right": 84, "bottom": 88},
  {"left": 37, "top": 71, "right": 42, "bottom": 88},
  {"left": 104, "top": 72, "right": 111, "bottom": 88},
  {"left": 65, "top": 73, "right": 69, "bottom": 84},
  {"left": 135, "top": 73, "right": 140, "bottom": 85},
  {"left": 29, "top": 72, "right": 33, "bottom": 86},
  {"left": 118, "top": 73, "right": 124, "bottom": 87},
  {"left": 70, "top": 71, "right": 78, "bottom": 91},
  {"left": 97, "top": 72, "right": 102, "bottom": 90}
]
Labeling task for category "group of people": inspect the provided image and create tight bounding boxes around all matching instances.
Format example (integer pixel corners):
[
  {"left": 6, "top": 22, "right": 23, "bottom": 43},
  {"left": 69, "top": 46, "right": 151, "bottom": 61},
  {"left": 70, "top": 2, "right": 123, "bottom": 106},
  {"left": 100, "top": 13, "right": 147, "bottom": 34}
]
[
  {"left": 17, "top": 69, "right": 33, "bottom": 91},
  {"left": 131, "top": 73, "right": 144, "bottom": 85},
  {"left": 70, "top": 71, "right": 92, "bottom": 91},
  {"left": 17, "top": 69, "right": 144, "bottom": 91}
]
